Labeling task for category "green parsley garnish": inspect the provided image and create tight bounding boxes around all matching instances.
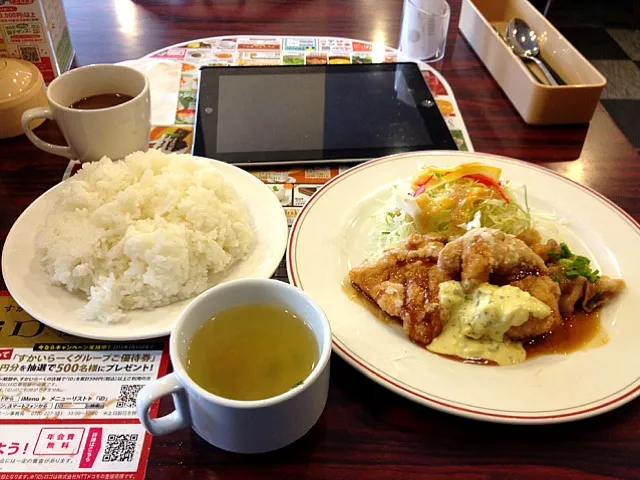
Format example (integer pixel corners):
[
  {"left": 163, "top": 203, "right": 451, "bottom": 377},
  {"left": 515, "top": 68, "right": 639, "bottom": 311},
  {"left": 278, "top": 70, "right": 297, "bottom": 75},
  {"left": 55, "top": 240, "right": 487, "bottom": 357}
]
[
  {"left": 550, "top": 243, "right": 600, "bottom": 283},
  {"left": 559, "top": 256, "right": 601, "bottom": 283},
  {"left": 549, "top": 242, "right": 572, "bottom": 260}
]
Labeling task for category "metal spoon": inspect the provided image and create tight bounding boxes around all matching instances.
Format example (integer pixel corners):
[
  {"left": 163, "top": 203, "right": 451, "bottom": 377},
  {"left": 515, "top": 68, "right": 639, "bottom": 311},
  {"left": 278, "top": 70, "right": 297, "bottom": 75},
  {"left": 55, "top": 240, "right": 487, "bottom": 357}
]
[{"left": 505, "top": 18, "right": 560, "bottom": 86}]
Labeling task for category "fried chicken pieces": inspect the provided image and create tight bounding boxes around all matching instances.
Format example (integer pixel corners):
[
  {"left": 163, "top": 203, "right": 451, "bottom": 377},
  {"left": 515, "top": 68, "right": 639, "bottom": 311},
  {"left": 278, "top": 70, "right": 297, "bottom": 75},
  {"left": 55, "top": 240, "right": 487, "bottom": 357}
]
[
  {"left": 348, "top": 233, "right": 450, "bottom": 344},
  {"left": 517, "top": 229, "right": 625, "bottom": 318},
  {"left": 349, "top": 228, "right": 624, "bottom": 348},
  {"left": 506, "top": 276, "right": 561, "bottom": 340},
  {"left": 438, "top": 228, "right": 547, "bottom": 289},
  {"left": 437, "top": 228, "right": 562, "bottom": 340}
]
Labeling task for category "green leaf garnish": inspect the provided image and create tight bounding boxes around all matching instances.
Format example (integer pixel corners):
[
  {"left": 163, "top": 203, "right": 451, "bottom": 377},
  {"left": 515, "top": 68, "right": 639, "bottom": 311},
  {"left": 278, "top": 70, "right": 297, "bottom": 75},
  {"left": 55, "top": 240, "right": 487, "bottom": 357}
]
[
  {"left": 564, "top": 256, "right": 601, "bottom": 283},
  {"left": 549, "top": 243, "right": 600, "bottom": 283},
  {"left": 549, "top": 242, "right": 572, "bottom": 260}
]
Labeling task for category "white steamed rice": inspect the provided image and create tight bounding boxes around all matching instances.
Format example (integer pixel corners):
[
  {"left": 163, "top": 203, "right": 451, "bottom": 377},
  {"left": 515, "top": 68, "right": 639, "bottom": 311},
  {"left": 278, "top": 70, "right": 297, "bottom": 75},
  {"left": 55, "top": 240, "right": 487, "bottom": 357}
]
[{"left": 37, "top": 151, "right": 254, "bottom": 324}]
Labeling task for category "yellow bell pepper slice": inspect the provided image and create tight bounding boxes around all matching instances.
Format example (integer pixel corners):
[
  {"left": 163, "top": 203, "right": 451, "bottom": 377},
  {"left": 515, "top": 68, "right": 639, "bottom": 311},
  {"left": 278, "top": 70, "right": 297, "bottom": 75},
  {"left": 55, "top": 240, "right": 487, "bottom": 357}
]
[{"left": 410, "top": 163, "right": 503, "bottom": 193}]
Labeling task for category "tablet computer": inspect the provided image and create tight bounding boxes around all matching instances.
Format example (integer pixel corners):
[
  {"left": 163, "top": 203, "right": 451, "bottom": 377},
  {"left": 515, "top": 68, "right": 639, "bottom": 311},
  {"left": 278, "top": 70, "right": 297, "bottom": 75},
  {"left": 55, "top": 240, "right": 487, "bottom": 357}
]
[{"left": 193, "top": 63, "right": 457, "bottom": 166}]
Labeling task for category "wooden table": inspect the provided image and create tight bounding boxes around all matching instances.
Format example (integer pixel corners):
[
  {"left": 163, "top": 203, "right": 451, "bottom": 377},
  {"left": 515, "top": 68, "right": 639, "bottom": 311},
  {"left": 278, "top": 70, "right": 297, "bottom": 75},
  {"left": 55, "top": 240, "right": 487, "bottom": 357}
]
[{"left": 1, "top": 0, "right": 639, "bottom": 478}]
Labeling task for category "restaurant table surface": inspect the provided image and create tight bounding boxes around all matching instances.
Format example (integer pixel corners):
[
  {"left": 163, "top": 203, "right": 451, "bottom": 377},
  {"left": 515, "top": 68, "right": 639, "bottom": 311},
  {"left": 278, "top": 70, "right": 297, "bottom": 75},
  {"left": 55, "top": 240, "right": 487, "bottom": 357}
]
[{"left": 1, "top": 0, "right": 640, "bottom": 478}]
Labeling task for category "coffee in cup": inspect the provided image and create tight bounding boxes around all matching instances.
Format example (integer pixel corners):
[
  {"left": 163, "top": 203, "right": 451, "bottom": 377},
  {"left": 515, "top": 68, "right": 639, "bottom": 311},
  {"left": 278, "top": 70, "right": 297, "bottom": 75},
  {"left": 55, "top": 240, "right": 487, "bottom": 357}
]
[
  {"left": 21, "top": 64, "right": 151, "bottom": 162},
  {"left": 69, "top": 93, "right": 133, "bottom": 110}
]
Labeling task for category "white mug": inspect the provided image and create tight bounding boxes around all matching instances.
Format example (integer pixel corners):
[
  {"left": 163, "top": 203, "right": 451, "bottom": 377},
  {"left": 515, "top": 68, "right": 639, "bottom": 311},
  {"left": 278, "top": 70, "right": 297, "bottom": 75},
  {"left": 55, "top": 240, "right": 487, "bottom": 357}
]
[
  {"left": 136, "top": 279, "right": 332, "bottom": 454},
  {"left": 21, "top": 64, "right": 151, "bottom": 162}
]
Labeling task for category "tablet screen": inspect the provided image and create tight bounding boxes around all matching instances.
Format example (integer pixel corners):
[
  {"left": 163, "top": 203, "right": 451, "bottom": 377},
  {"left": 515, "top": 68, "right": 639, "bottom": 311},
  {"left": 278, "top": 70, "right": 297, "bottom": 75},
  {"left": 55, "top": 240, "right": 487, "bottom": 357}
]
[{"left": 194, "top": 63, "right": 456, "bottom": 165}]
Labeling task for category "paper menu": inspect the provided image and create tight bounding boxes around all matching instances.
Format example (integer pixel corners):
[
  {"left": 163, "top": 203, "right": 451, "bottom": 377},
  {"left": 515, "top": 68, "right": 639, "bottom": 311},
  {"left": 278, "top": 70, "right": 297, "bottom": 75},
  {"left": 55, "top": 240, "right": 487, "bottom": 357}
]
[{"left": 0, "top": 293, "right": 169, "bottom": 480}]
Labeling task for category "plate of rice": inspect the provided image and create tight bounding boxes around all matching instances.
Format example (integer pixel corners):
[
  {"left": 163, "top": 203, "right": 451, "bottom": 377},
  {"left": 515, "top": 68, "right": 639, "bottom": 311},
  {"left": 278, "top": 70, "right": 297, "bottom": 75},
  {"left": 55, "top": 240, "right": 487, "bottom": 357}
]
[{"left": 1, "top": 151, "right": 288, "bottom": 340}]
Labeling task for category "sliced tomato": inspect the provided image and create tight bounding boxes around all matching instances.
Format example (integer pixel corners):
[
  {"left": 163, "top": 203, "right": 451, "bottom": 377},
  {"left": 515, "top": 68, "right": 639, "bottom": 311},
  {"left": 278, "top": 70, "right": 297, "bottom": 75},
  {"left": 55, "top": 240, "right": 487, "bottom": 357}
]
[
  {"left": 463, "top": 174, "right": 510, "bottom": 203},
  {"left": 414, "top": 174, "right": 433, "bottom": 187}
]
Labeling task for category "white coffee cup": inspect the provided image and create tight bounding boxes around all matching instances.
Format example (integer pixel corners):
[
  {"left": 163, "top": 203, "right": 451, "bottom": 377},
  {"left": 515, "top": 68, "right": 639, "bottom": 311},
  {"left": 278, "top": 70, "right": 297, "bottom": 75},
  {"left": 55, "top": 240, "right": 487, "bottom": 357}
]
[
  {"left": 136, "top": 279, "right": 331, "bottom": 454},
  {"left": 21, "top": 64, "right": 151, "bottom": 162}
]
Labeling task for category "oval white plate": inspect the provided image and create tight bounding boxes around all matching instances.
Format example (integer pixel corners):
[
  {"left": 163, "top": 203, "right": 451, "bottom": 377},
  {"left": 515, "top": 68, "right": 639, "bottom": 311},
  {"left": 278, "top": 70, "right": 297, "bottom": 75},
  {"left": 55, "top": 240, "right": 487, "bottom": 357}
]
[
  {"left": 287, "top": 151, "right": 640, "bottom": 424},
  {"left": 2, "top": 158, "right": 288, "bottom": 341}
]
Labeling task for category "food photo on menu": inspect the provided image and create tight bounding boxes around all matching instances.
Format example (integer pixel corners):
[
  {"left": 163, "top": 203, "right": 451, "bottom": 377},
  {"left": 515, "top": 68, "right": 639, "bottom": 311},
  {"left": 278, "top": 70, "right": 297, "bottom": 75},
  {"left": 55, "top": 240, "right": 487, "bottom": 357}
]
[{"left": 1, "top": 0, "right": 640, "bottom": 476}]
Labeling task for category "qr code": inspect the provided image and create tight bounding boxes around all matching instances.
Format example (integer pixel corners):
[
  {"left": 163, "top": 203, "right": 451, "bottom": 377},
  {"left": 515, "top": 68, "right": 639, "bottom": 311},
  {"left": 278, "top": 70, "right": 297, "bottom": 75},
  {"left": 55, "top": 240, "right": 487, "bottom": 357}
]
[
  {"left": 19, "top": 46, "right": 40, "bottom": 63},
  {"left": 116, "top": 384, "right": 143, "bottom": 408},
  {"left": 102, "top": 434, "right": 138, "bottom": 463}
]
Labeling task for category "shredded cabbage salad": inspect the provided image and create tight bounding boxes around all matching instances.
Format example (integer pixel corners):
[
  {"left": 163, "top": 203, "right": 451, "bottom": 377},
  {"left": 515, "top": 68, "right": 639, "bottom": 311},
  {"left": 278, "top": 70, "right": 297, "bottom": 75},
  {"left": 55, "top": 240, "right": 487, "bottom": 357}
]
[
  {"left": 367, "top": 179, "right": 557, "bottom": 259},
  {"left": 459, "top": 180, "right": 531, "bottom": 234},
  {"left": 368, "top": 184, "right": 417, "bottom": 258}
]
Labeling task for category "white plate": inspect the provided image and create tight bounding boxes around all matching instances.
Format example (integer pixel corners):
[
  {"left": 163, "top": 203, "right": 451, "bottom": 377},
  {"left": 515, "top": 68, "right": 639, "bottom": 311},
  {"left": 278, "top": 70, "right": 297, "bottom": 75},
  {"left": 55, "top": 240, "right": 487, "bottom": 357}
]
[
  {"left": 2, "top": 158, "right": 288, "bottom": 341},
  {"left": 287, "top": 151, "right": 640, "bottom": 424}
]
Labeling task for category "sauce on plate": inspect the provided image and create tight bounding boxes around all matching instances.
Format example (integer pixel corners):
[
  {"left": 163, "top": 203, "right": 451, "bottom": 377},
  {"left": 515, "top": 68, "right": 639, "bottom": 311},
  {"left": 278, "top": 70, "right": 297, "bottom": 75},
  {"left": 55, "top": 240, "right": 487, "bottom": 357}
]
[
  {"left": 524, "top": 310, "right": 606, "bottom": 358},
  {"left": 342, "top": 280, "right": 397, "bottom": 325}
]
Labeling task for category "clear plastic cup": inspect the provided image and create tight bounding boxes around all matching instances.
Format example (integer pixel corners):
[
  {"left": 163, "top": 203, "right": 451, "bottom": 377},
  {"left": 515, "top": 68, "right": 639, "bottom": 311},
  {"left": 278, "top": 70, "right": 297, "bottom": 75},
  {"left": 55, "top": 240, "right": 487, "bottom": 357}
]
[{"left": 399, "top": 0, "right": 451, "bottom": 63}]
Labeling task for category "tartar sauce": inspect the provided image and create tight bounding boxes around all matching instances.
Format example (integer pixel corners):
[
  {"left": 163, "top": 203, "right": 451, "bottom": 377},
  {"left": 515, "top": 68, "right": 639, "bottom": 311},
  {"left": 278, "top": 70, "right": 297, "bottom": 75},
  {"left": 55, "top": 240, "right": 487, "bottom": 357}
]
[{"left": 427, "top": 281, "right": 551, "bottom": 365}]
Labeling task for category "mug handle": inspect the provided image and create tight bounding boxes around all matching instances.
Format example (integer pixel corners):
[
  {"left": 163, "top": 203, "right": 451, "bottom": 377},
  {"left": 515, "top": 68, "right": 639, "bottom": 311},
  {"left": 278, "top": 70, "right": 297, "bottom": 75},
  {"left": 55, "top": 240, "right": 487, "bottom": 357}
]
[
  {"left": 21, "top": 107, "right": 77, "bottom": 160},
  {"left": 136, "top": 373, "right": 191, "bottom": 435}
]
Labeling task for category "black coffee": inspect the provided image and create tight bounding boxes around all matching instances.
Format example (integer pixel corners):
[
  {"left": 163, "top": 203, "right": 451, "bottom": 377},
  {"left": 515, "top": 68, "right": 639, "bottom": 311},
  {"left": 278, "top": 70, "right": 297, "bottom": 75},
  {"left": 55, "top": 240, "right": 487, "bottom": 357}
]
[{"left": 69, "top": 93, "right": 133, "bottom": 110}]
